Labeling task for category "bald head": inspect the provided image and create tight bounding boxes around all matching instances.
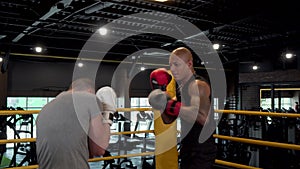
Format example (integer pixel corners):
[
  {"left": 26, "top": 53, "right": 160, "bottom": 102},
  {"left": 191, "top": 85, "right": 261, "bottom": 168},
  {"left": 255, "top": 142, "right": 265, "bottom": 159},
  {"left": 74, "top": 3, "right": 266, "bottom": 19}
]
[{"left": 70, "top": 78, "right": 95, "bottom": 93}]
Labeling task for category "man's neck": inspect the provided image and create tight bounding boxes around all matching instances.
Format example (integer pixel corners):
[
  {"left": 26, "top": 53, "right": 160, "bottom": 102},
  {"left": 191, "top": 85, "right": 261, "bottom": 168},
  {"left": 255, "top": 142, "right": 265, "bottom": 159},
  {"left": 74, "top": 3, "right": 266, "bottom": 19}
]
[{"left": 180, "top": 73, "right": 194, "bottom": 87}]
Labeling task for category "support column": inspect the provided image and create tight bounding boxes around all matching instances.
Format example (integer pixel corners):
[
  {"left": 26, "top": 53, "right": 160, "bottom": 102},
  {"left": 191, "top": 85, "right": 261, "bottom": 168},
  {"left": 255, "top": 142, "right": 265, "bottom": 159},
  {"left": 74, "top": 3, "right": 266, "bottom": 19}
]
[
  {"left": 278, "top": 90, "right": 281, "bottom": 110},
  {"left": 0, "top": 71, "right": 8, "bottom": 108},
  {"left": 112, "top": 67, "right": 131, "bottom": 119},
  {"left": 297, "top": 51, "right": 300, "bottom": 70},
  {"left": 270, "top": 84, "right": 275, "bottom": 112},
  {"left": 0, "top": 71, "right": 8, "bottom": 154}
]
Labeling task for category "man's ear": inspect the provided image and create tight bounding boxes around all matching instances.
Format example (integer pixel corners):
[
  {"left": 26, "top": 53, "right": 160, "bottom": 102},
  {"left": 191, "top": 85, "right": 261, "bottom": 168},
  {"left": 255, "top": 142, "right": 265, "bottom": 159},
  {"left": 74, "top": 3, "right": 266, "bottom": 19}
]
[{"left": 187, "top": 60, "right": 193, "bottom": 70}]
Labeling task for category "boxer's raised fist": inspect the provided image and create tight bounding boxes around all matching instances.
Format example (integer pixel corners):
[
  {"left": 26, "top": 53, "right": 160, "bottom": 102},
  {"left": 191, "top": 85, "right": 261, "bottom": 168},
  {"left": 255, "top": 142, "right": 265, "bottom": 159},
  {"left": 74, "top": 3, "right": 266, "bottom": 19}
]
[
  {"left": 148, "top": 89, "right": 169, "bottom": 110},
  {"left": 96, "top": 86, "right": 117, "bottom": 125},
  {"left": 150, "top": 68, "right": 172, "bottom": 91}
]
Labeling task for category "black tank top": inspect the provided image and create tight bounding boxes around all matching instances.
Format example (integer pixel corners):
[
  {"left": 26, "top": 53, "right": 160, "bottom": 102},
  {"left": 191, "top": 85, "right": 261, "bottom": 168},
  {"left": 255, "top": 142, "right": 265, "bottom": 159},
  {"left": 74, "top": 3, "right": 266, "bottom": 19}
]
[{"left": 176, "top": 75, "right": 214, "bottom": 149}]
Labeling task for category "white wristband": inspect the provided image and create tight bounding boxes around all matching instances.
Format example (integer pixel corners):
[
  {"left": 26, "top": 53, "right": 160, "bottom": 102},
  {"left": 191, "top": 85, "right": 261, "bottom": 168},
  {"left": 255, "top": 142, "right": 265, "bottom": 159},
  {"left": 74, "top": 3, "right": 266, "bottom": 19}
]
[
  {"left": 102, "top": 111, "right": 114, "bottom": 126},
  {"left": 102, "top": 119, "right": 113, "bottom": 126}
]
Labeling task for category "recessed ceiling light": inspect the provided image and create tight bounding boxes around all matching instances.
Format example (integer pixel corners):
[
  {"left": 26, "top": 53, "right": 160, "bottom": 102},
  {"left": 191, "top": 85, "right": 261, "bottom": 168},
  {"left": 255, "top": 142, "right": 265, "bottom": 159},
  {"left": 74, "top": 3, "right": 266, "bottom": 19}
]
[
  {"left": 252, "top": 65, "right": 258, "bottom": 70},
  {"left": 154, "top": 0, "right": 168, "bottom": 2},
  {"left": 35, "top": 46, "right": 43, "bottom": 53},
  {"left": 285, "top": 53, "right": 293, "bottom": 59},
  {"left": 77, "top": 62, "right": 84, "bottom": 67},
  {"left": 0, "top": 57, "right": 3, "bottom": 62},
  {"left": 98, "top": 27, "right": 108, "bottom": 35},
  {"left": 213, "top": 43, "right": 220, "bottom": 50}
]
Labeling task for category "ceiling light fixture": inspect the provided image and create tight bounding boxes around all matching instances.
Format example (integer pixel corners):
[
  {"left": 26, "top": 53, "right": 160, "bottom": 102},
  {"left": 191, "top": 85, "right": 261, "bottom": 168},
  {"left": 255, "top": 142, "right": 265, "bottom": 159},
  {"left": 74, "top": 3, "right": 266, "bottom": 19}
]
[
  {"left": 77, "top": 62, "right": 84, "bottom": 67},
  {"left": 252, "top": 65, "right": 258, "bottom": 70},
  {"left": 98, "top": 27, "right": 108, "bottom": 35},
  {"left": 0, "top": 35, "right": 6, "bottom": 40},
  {"left": 0, "top": 57, "right": 3, "bottom": 62},
  {"left": 213, "top": 43, "right": 220, "bottom": 50},
  {"left": 34, "top": 46, "right": 43, "bottom": 53},
  {"left": 285, "top": 53, "right": 293, "bottom": 59},
  {"left": 154, "top": 0, "right": 168, "bottom": 2}
]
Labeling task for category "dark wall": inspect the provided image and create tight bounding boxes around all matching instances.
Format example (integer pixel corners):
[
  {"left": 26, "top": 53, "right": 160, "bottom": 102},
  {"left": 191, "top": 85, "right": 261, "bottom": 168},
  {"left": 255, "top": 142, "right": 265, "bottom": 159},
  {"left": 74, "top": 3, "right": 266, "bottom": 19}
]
[
  {"left": 239, "top": 51, "right": 300, "bottom": 73},
  {"left": 239, "top": 60, "right": 274, "bottom": 73},
  {"left": 6, "top": 59, "right": 239, "bottom": 100},
  {"left": 7, "top": 60, "right": 153, "bottom": 97},
  {"left": 239, "top": 69, "right": 300, "bottom": 84},
  {"left": 130, "top": 69, "right": 152, "bottom": 97},
  {"left": 8, "top": 60, "right": 74, "bottom": 96},
  {"left": 96, "top": 63, "right": 117, "bottom": 89}
]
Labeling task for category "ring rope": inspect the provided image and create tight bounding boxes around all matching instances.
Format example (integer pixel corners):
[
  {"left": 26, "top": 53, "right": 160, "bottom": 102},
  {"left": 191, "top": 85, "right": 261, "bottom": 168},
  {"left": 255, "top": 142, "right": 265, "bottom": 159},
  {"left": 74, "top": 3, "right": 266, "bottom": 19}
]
[
  {"left": 3, "top": 157, "right": 262, "bottom": 169},
  {"left": 215, "top": 109, "right": 300, "bottom": 118},
  {"left": 117, "top": 108, "right": 152, "bottom": 112},
  {"left": 2, "top": 133, "right": 299, "bottom": 151},
  {"left": 214, "top": 134, "right": 300, "bottom": 151},
  {"left": 0, "top": 110, "right": 39, "bottom": 115},
  {"left": 4, "top": 154, "right": 263, "bottom": 169},
  {"left": 0, "top": 138, "right": 35, "bottom": 144},
  {"left": 215, "top": 159, "right": 262, "bottom": 169},
  {"left": 5, "top": 165, "right": 39, "bottom": 169},
  {"left": 111, "top": 130, "right": 154, "bottom": 135},
  {"left": 1, "top": 109, "right": 299, "bottom": 169},
  {"left": 2, "top": 109, "right": 300, "bottom": 118},
  {"left": 0, "top": 130, "right": 154, "bottom": 145},
  {"left": 4, "top": 152, "right": 155, "bottom": 169},
  {"left": 88, "top": 152, "right": 155, "bottom": 162},
  {"left": 0, "top": 108, "right": 153, "bottom": 116}
]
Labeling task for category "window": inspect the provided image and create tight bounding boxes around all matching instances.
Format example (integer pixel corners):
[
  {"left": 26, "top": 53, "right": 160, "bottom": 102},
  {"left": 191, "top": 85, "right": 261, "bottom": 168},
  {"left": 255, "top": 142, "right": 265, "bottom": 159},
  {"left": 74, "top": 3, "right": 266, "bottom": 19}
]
[
  {"left": 5, "top": 97, "right": 55, "bottom": 144},
  {"left": 130, "top": 97, "right": 151, "bottom": 108},
  {"left": 130, "top": 97, "right": 151, "bottom": 125},
  {"left": 7, "top": 97, "right": 55, "bottom": 110},
  {"left": 130, "top": 97, "right": 153, "bottom": 137},
  {"left": 260, "top": 98, "right": 293, "bottom": 110},
  {"left": 130, "top": 97, "right": 152, "bottom": 123},
  {"left": 213, "top": 98, "right": 220, "bottom": 120},
  {"left": 7, "top": 97, "right": 27, "bottom": 109}
]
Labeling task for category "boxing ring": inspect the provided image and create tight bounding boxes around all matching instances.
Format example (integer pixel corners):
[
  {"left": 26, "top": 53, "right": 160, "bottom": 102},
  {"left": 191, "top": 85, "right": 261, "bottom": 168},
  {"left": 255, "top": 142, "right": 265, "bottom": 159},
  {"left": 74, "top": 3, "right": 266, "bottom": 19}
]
[{"left": 1, "top": 108, "right": 300, "bottom": 169}]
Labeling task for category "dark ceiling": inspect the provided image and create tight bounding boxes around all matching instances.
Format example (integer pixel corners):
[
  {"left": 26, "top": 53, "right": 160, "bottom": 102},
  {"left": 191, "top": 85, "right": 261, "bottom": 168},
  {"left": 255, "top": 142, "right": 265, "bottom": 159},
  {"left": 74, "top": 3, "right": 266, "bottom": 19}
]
[{"left": 0, "top": 0, "right": 299, "bottom": 68}]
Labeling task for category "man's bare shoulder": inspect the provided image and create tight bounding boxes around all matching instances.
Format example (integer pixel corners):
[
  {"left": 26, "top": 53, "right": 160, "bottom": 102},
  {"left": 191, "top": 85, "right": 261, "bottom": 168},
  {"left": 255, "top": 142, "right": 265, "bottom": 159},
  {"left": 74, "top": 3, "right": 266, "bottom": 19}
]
[{"left": 188, "top": 79, "right": 210, "bottom": 96}]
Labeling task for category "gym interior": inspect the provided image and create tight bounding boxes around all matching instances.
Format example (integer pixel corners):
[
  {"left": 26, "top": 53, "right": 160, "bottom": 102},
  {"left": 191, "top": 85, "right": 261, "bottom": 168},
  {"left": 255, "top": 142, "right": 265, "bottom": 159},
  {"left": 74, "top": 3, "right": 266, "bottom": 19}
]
[{"left": 0, "top": 0, "right": 300, "bottom": 169}]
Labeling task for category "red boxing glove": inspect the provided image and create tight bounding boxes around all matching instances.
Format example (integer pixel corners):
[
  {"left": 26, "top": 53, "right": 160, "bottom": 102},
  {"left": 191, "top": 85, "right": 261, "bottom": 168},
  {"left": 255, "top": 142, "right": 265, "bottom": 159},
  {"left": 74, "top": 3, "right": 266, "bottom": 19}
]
[
  {"left": 164, "top": 100, "right": 182, "bottom": 117},
  {"left": 150, "top": 68, "right": 172, "bottom": 91}
]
